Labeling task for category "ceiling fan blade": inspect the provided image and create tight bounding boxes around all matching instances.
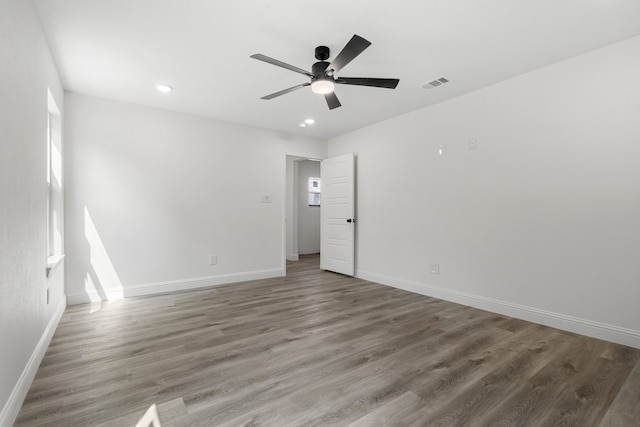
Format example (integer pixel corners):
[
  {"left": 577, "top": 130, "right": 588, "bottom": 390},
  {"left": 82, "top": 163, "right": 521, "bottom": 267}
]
[
  {"left": 261, "top": 83, "right": 311, "bottom": 100},
  {"left": 250, "top": 54, "right": 314, "bottom": 78},
  {"left": 327, "top": 35, "right": 371, "bottom": 75},
  {"left": 335, "top": 77, "right": 399, "bottom": 89},
  {"left": 324, "top": 92, "right": 342, "bottom": 110}
]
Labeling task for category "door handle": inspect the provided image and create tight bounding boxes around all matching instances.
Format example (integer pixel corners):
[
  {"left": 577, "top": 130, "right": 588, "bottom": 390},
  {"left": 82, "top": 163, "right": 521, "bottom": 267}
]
[{"left": 346, "top": 218, "right": 356, "bottom": 223}]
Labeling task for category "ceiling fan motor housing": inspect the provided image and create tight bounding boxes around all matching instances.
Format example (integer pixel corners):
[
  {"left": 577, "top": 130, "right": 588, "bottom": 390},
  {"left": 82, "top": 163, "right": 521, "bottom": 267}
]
[
  {"left": 314, "top": 45, "right": 330, "bottom": 61},
  {"left": 312, "top": 61, "right": 331, "bottom": 78}
]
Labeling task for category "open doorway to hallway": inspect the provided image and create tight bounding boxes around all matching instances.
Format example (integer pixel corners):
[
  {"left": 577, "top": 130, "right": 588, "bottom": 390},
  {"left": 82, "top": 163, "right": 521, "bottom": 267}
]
[{"left": 286, "top": 156, "right": 321, "bottom": 274}]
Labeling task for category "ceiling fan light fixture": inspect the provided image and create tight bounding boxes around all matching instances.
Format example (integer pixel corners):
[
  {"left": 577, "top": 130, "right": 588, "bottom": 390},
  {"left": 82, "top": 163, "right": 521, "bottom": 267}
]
[
  {"left": 251, "top": 34, "right": 399, "bottom": 109},
  {"left": 311, "top": 78, "right": 335, "bottom": 95}
]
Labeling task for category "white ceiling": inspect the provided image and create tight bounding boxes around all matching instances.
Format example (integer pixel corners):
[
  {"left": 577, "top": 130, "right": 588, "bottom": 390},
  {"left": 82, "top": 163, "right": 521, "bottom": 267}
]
[{"left": 34, "top": 0, "right": 640, "bottom": 139}]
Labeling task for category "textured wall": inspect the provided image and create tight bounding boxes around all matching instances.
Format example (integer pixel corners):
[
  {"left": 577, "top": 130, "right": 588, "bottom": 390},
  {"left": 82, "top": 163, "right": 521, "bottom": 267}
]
[
  {"left": 0, "top": 0, "right": 65, "bottom": 424},
  {"left": 64, "top": 93, "right": 326, "bottom": 303},
  {"left": 329, "top": 36, "right": 640, "bottom": 347}
]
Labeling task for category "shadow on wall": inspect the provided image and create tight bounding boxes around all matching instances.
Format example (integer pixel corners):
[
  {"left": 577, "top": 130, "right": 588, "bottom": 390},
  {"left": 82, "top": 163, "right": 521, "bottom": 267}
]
[{"left": 83, "top": 206, "right": 123, "bottom": 311}]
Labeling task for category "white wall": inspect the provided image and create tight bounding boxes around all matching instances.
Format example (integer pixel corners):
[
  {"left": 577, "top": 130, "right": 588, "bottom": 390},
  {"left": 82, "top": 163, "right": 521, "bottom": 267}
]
[
  {"left": 297, "top": 160, "right": 321, "bottom": 255},
  {"left": 329, "top": 35, "right": 640, "bottom": 348},
  {"left": 0, "top": 0, "right": 66, "bottom": 425},
  {"left": 64, "top": 93, "right": 326, "bottom": 303}
]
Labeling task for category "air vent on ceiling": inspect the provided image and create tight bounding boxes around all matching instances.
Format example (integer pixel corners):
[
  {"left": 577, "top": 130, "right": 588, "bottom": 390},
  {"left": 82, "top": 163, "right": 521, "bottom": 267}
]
[{"left": 422, "top": 77, "right": 450, "bottom": 90}]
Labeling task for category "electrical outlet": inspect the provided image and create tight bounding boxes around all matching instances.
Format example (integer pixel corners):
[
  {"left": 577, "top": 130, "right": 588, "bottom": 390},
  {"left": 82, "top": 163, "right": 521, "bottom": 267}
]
[
  {"left": 468, "top": 137, "right": 478, "bottom": 150},
  {"left": 438, "top": 144, "right": 447, "bottom": 156},
  {"left": 210, "top": 255, "right": 217, "bottom": 265},
  {"left": 430, "top": 263, "right": 440, "bottom": 275}
]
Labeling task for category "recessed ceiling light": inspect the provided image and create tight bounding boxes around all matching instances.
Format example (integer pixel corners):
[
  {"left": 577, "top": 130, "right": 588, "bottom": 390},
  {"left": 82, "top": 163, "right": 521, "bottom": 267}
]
[
  {"left": 304, "top": 118, "right": 315, "bottom": 125},
  {"left": 155, "top": 84, "right": 173, "bottom": 93},
  {"left": 299, "top": 123, "right": 306, "bottom": 128}
]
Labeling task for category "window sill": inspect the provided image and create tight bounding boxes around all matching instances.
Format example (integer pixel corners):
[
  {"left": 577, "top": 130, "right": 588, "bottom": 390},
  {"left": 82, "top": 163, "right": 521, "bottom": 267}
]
[{"left": 46, "top": 254, "right": 65, "bottom": 278}]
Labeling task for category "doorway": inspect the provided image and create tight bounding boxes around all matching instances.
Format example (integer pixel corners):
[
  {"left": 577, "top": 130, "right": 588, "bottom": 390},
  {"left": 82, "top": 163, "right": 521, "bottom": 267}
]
[{"left": 286, "top": 156, "right": 322, "bottom": 273}]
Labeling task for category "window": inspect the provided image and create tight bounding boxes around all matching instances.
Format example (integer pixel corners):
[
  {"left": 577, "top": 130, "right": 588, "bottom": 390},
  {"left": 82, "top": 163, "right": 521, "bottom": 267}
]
[
  {"left": 308, "top": 177, "right": 321, "bottom": 206},
  {"left": 46, "top": 89, "right": 64, "bottom": 276}
]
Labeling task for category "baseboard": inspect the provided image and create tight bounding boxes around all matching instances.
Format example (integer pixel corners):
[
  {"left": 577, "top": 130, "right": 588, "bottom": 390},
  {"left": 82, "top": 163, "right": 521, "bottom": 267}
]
[
  {"left": 357, "top": 270, "right": 640, "bottom": 349},
  {"left": 0, "top": 297, "right": 66, "bottom": 427},
  {"left": 66, "top": 268, "right": 285, "bottom": 305},
  {"left": 286, "top": 253, "right": 299, "bottom": 262}
]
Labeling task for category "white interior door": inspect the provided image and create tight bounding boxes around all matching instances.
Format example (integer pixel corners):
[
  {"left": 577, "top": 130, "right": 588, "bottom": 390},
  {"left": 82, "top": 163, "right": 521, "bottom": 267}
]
[{"left": 321, "top": 153, "right": 355, "bottom": 276}]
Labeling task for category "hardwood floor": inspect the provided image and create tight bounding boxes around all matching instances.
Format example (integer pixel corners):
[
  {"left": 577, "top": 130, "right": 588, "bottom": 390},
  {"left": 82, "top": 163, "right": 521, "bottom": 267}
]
[{"left": 16, "top": 254, "right": 640, "bottom": 426}]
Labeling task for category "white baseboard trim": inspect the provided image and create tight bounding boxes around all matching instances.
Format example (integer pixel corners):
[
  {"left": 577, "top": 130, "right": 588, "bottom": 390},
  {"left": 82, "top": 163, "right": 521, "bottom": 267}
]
[
  {"left": 66, "top": 268, "right": 285, "bottom": 305},
  {"left": 357, "top": 270, "right": 640, "bottom": 349},
  {"left": 286, "top": 253, "right": 299, "bottom": 262},
  {"left": 0, "top": 297, "right": 66, "bottom": 427}
]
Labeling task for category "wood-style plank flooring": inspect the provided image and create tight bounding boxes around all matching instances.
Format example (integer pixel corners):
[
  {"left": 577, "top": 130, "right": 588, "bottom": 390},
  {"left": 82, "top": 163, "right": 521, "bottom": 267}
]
[{"left": 16, "top": 255, "right": 640, "bottom": 426}]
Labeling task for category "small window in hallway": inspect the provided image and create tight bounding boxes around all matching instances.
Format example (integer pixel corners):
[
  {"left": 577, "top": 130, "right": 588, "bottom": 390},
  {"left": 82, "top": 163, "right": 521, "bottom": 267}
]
[{"left": 308, "top": 177, "right": 321, "bottom": 206}]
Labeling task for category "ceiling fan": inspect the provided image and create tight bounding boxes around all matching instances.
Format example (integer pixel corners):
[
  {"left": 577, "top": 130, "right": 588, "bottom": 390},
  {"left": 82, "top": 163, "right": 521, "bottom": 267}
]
[{"left": 250, "top": 34, "right": 400, "bottom": 110}]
